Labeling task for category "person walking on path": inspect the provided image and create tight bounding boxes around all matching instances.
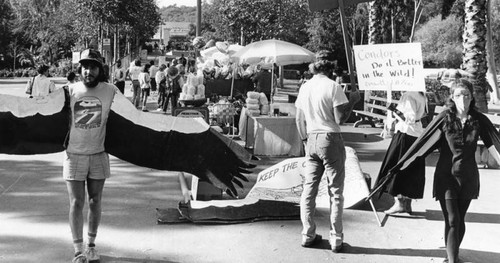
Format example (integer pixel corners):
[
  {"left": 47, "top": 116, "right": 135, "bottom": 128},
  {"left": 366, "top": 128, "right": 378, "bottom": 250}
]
[
  {"left": 139, "top": 64, "right": 152, "bottom": 112},
  {"left": 149, "top": 60, "right": 159, "bottom": 93},
  {"left": 113, "top": 60, "right": 126, "bottom": 94},
  {"left": 294, "top": 57, "right": 360, "bottom": 253},
  {"left": 26, "top": 65, "right": 56, "bottom": 98},
  {"left": 155, "top": 64, "right": 168, "bottom": 112},
  {"left": 376, "top": 91, "right": 428, "bottom": 215},
  {"left": 62, "top": 71, "right": 78, "bottom": 89},
  {"left": 65, "top": 49, "right": 120, "bottom": 263},
  {"left": 373, "top": 79, "right": 500, "bottom": 263},
  {"left": 165, "top": 66, "right": 184, "bottom": 113},
  {"left": 127, "top": 59, "right": 142, "bottom": 108}
]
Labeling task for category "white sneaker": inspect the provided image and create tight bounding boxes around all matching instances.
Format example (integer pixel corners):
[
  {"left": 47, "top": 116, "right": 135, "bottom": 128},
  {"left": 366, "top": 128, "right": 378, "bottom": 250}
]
[
  {"left": 72, "top": 253, "right": 87, "bottom": 263},
  {"left": 156, "top": 108, "right": 162, "bottom": 111},
  {"left": 85, "top": 247, "right": 100, "bottom": 262}
]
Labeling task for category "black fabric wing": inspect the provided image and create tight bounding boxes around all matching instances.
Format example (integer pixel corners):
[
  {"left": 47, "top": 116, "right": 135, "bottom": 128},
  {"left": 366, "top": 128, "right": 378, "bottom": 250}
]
[
  {"left": 105, "top": 110, "right": 254, "bottom": 197},
  {"left": 368, "top": 111, "right": 446, "bottom": 200},
  {"left": 0, "top": 108, "right": 69, "bottom": 155}
]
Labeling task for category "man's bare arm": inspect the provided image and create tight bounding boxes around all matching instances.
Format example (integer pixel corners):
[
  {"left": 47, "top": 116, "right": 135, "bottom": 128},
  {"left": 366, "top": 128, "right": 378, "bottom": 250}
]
[{"left": 335, "top": 89, "right": 361, "bottom": 125}]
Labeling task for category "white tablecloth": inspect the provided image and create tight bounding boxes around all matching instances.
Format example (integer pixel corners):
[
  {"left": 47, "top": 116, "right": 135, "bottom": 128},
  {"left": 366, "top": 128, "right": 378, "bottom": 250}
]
[{"left": 239, "top": 107, "right": 303, "bottom": 156}]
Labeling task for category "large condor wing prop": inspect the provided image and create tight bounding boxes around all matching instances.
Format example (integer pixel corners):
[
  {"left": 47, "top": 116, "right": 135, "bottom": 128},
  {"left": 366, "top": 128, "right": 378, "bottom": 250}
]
[{"left": 0, "top": 89, "right": 254, "bottom": 197}]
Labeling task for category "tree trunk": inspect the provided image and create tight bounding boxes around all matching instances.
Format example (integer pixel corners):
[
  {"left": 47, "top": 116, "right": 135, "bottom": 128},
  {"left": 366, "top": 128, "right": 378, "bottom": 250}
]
[
  {"left": 368, "top": 1, "right": 383, "bottom": 44},
  {"left": 462, "top": 0, "right": 489, "bottom": 113},
  {"left": 409, "top": 0, "right": 423, "bottom": 42},
  {"left": 486, "top": 0, "right": 500, "bottom": 104}
]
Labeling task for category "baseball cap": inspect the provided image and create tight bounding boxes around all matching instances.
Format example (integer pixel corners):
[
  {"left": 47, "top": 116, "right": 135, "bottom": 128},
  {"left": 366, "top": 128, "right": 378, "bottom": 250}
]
[{"left": 79, "top": 49, "right": 104, "bottom": 67}]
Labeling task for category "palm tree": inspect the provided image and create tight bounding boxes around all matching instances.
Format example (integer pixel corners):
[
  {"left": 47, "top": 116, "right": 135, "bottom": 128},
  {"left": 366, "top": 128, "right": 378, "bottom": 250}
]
[
  {"left": 368, "top": 0, "right": 384, "bottom": 44},
  {"left": 461, "top": 0, "right": 489, "bottom": 112}
]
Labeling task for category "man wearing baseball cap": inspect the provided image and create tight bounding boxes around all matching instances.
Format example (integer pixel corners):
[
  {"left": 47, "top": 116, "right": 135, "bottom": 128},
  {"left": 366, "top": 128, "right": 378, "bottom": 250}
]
[{"left": 64, "top": 49, "right": 119, "bottom": 263}]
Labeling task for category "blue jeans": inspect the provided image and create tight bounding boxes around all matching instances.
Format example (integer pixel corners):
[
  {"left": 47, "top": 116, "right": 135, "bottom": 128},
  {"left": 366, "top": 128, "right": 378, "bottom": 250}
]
[
  {"left": 131, "top": 80, "right": 141, "bottom": 107},
  {"left": 301, "top": 132, "right": 346, "bottom": 245}
]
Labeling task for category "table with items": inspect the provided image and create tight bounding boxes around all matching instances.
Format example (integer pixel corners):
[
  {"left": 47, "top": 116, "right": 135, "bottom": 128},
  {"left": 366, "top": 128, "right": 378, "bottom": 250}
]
[{"left": 239, "top": 106, "right": 303, "bottom": 157}]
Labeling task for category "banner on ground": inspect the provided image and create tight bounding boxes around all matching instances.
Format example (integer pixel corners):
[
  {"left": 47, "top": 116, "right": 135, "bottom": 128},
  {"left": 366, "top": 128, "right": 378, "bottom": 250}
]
[
  {"left": 246, "top": 146, "right": 370, "bottom": 208},
  {"left": 353, "top": 43, "right": 425, "bottom": 92}
]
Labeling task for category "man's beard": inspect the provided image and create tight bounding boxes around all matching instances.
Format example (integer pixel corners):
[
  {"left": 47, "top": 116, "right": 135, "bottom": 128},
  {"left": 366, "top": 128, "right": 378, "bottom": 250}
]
[{"left": 83, "top": 77, "right": 99, "bottom": 87}]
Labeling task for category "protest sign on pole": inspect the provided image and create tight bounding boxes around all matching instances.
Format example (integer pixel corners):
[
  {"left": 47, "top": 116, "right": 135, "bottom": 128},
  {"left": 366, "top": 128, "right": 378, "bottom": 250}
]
[{"left": 353, "top": 43, "right": 425, "bottom": 92}]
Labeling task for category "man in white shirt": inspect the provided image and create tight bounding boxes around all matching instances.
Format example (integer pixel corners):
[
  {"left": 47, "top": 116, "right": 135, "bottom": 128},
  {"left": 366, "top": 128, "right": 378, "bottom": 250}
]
[
  {"left": 295, "top": 56, "right": 360, "bottom": 253},
  {"left": 149, "top": 60, "right": 159, "bottom": 93},
  {"left": 27, "top": 65, "right": 56, "bottom": 98},
  {"left": 126, "top": 59, "right": 142, "bottom": 108}
]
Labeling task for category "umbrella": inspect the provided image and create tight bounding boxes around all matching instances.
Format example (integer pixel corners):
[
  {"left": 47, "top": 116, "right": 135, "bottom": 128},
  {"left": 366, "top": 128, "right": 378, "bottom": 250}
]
[
  {"left": 231, "top": 39, "right": 315, "bottom": 66},
  {"left": 231, "top": 39, "right": 315, "bottom": 103},
  {"left": 200, "top": 44, "right": 244, "bottom": 58}
]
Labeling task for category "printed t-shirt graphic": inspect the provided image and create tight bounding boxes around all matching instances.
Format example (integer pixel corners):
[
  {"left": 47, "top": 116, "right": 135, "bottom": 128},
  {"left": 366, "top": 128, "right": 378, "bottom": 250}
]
[{"left": 74, "top": 96, "right": 102, "bottom": 129}]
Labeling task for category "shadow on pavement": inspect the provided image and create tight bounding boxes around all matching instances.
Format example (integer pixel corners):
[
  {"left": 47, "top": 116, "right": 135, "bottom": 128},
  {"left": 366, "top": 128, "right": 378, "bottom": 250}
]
[
  {"left": 100, "top": 255, "right": 180, "bottom": 263},
  {"left": 341, "top": 244, "right": 500, "bottom": 262},
  {"left": 413, "top": 210, "right": 500, "bottom": 224}
]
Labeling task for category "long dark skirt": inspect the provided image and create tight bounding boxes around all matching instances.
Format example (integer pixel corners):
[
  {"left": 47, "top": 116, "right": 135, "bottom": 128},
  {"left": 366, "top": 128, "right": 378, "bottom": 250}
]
[{"left": 375, "top": 131, "right": 426, "bottom": 199}]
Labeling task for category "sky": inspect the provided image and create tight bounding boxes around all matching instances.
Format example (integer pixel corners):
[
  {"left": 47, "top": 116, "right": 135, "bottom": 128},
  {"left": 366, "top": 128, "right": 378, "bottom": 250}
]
[{"left": 157, "top": 0, "right": 197, "bottom": 7}]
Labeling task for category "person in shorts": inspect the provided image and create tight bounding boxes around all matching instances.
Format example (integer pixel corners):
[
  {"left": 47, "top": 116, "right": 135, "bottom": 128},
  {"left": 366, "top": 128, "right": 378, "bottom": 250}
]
[{"left": 64, "top": 49, "right": 119, "bottom": 263}]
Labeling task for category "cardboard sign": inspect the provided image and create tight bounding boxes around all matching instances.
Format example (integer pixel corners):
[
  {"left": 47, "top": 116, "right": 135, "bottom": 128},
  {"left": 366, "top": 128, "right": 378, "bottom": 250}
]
[
  {"left": 173, "top": 107, "right": 209, "bottom": 124},
  {"left": 354, "top": 43, "right": 425, "bottom": 91},
  {"left": 246, "top": 147, "right": 370, "bottom": 208},
  {"left": 103, "top": 38, "right": 111, "bottom": 51},
  {"left": 72, "top": 52, "right": 80, "bottom": 64}
]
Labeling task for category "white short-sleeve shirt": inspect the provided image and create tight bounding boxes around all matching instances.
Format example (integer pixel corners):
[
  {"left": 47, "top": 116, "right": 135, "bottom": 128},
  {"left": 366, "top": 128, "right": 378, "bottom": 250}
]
[
  {"left": 295, "top": 74, "right": 349, "bottom": 133},
  {"left": 395, "top": 91, "right": 427, "bottom": 137}
]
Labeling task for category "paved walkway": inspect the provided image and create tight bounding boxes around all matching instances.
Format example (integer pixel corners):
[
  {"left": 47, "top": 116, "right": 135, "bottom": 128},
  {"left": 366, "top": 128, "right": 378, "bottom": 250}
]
[{"left": 1, "top": 81, "right": 500, "bottom": 262}]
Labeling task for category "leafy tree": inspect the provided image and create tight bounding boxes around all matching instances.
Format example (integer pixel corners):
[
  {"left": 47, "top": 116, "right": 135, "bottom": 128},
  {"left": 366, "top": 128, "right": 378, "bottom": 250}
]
[
  {"left": 492, "top": 0, "right": 500, "bottom": 68},
  {"left": 202, "top": 0, "right": 310, "bottom": 46},
  {"left": 160, "top": 5, "right": 196, "bottom": 23},
  {"left": 414, "top": 15, "right": 463, "bottom": 68},
  {"left": 441, "top": 0, "right": 457, "bottom": 18},
  {"left": 4, "top": 0, "right": 160, "bottom": 68},
  {"left": 306, "top": 9, "right": 348, "bottom": 63},
  {"left": 0, "top": 0, "right": 15, "bottom": 68}
]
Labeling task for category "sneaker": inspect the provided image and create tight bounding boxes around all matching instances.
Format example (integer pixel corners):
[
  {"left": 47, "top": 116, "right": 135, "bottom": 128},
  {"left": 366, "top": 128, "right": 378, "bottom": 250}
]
[
  {"left": 72, "top": 253, "right": 87, "bottom": 263},
  {"left": 329, "top": 235, "right": 343, "bottom": 253},
  {"left": 156, "top": 108, "right": 162, "bottom": 111},
  {"left": 301, "top": 234, "right": 322, "bottom": 247},
  {"left": 85, "top": 247, "right": 100, "bottom": 263},
  {"left": 331, "top": 242, "right": 343, "bottom": 253}
]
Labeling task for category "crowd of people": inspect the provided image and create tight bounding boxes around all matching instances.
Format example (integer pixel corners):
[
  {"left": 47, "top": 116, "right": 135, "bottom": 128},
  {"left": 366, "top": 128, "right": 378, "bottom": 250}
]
[
  {"left": 294, "top": 50, "right": 500, "bottom": 263},
  {"left": 20, "top": 47, "right": 500, "bottom": 263}
]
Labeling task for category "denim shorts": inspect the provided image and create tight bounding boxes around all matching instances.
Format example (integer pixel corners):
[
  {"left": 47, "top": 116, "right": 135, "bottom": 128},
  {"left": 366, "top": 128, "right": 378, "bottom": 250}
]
[{"left": 63, "top": 151, "right": 110, "bottom": 181}]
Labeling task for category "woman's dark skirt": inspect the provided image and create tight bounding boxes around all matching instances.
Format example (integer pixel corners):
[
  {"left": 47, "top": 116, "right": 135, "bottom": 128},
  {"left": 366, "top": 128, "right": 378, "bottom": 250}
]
[{"left": 375, "top": 131, "right": 426, "bottom": 199}]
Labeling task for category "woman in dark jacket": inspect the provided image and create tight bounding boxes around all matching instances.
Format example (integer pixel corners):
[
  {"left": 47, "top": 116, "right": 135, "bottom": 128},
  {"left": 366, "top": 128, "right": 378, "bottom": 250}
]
[{"left": 372, "top": 78, "right": 500, "bottom": 263}]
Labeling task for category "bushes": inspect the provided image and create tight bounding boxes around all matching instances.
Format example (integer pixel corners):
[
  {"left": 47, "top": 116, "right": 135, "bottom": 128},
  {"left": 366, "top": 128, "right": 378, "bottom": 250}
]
[{"left": 0, "top": 60, "right": 71, "bottom": 78}]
